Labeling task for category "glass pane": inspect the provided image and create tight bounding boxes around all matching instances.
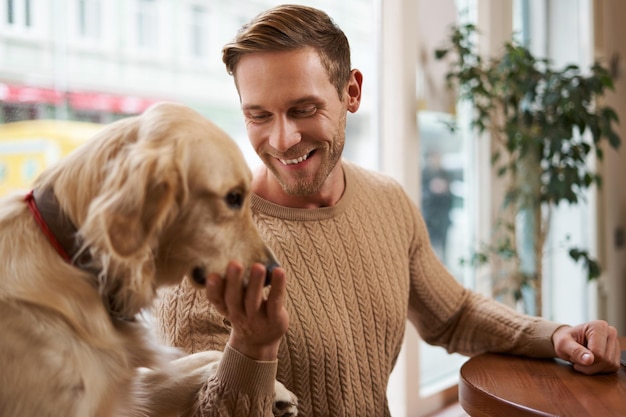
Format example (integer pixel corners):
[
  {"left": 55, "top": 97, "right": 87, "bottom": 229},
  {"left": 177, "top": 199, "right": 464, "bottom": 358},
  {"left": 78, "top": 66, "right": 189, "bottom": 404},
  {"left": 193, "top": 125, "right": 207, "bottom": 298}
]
[
  {"left": 78, "top": 0, "right": 101, "bottom": 39},
  {"left": 24, "top": 0, "right": 30, "bottom": 27},
  {"left": 418, "top": 110, "right": 470, "bottom": 393},
  {"left": 415, "top": 0, "right": 477, "bottom": 394},
  {"left": 137, "top": 0, "right": 156, "bottom": 50},
  {"left": 7, "top": 0, "right": 15, "bottom": 25},
  {"left": 420, "top": 112, "right": 462, "bottom": 269},
  {"left": 190, "top": 5, "right": 207, "bottom": 58}
]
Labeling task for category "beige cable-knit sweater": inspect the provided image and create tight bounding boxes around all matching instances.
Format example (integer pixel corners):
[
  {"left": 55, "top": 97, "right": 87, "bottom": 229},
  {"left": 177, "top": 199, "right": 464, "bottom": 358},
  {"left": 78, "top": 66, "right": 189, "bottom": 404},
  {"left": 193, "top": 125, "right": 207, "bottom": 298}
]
[{"left": 155, "top": 160, "right": 562, "bottom": 417}]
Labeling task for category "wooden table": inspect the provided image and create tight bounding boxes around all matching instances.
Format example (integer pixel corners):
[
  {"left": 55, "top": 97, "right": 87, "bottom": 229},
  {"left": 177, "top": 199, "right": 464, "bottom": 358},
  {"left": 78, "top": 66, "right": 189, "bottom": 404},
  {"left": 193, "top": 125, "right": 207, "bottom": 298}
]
[{"left": 459, "top": 337, "right": 626, "bottom": 416}]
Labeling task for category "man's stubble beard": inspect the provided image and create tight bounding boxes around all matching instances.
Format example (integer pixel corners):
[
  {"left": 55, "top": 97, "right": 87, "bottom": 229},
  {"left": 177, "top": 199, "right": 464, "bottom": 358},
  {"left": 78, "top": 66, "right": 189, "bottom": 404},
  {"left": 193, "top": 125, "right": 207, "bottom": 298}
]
[{"left": 274, "top": 115, "right": 346, "bottom": 197}]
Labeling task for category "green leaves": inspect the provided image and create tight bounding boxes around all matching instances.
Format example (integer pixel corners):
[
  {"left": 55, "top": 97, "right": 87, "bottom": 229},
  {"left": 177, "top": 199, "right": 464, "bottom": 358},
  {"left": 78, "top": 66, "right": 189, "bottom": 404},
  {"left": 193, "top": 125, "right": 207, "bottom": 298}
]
[
  {"left": 436, "top": 23, "right": 621, "bottom": 282},
  {"left": 436, "top": 25, "right": 621, "bottom": 208},
  {"left": 569, "top": 248, "right": 602, "bottom": 281}
]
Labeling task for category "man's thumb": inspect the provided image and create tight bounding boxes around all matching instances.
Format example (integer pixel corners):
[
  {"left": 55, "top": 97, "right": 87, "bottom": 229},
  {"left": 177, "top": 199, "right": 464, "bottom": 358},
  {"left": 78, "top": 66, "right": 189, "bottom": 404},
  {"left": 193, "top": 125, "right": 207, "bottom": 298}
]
[
  {"left": 577, "top": 350, "right": 594, "bottom": 366},
  {"left": 562, "top": 339, "right": 594, "bottom": 366}
]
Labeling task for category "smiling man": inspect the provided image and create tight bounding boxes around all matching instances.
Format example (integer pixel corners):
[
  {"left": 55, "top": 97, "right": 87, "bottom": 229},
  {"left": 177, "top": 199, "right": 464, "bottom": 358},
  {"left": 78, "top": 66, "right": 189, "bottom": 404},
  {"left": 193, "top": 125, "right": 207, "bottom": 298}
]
[
  {"left": 238, "top": 46, "right": 360, "bottom": 209},
  {"left": 155, "top": 5, "right": 621, "bottom": 417}
]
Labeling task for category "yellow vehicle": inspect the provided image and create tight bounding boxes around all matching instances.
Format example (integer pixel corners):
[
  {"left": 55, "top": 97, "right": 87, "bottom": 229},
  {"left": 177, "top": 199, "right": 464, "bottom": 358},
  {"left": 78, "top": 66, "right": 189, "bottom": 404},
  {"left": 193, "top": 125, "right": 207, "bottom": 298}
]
[{"left": 0, "top": 119, "right": 103, "bottom": 197}]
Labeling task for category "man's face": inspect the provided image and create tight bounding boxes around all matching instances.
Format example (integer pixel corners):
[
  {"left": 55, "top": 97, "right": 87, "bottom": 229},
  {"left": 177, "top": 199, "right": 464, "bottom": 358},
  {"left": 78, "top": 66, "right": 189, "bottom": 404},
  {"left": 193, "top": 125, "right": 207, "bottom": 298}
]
[{"left": 235, "top": 47, "right": 350, "bottom": 197}]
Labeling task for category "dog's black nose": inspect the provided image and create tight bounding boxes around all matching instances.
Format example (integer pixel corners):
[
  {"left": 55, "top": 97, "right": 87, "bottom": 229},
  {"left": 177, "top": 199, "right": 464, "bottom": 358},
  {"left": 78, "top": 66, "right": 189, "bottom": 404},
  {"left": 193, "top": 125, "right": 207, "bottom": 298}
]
[{"left": 192, "top": 267, "right": 206, "bottom": 285}]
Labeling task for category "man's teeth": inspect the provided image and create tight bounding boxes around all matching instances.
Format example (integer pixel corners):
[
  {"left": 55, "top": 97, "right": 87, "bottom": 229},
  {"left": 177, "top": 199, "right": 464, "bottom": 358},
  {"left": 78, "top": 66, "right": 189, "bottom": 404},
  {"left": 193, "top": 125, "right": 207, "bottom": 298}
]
[{"left": 280, "top": 153, "right": 309, "bottom": 165}]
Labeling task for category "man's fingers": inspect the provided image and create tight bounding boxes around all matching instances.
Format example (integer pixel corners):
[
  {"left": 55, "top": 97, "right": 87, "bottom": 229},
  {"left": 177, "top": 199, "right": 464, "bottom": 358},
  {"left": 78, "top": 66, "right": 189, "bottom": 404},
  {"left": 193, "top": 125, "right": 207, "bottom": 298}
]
[
  {"left": 205, "top": 261, "right": 246, "bottom": 318},
  {"left": 567, "top": 322, "right": 620, "bottom": 373},
  {"left": 581, "top": 321, "right": 620, "bottom": 367},
  {"left": 266, "top": 267, "right": 287, "bottom": 318},
  {"left": 223, "top": 261, "right": 246, "bottom": 318},
  {"left": 205, "top": 272, "right": 227, "bottom": 315},
  {"left": 206, "top": 262, "right": 283, "bottom": 320},
  {"left": 584, "top": 320, "right": 609, "bottom": 361},
  {"left": 601, "top": 326, "right": 621, "bottom": 370},
  {"left": 244, "top": 263, "right": 267, "bottom": 313}
]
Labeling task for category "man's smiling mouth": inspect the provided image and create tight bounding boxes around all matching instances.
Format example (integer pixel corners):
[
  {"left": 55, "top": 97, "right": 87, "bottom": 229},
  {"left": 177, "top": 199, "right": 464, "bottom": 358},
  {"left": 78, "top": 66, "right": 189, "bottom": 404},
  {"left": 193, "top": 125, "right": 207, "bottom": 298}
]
[{"left": 280, "top": 152, "right": 311, "bottom": 165}]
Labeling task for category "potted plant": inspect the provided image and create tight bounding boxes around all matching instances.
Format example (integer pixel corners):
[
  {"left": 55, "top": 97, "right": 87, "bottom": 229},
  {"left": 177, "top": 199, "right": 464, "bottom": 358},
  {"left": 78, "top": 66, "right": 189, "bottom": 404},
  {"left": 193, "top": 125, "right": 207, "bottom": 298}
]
[{"left": 434, "top": 23, "right": 621, "bottom": 315}]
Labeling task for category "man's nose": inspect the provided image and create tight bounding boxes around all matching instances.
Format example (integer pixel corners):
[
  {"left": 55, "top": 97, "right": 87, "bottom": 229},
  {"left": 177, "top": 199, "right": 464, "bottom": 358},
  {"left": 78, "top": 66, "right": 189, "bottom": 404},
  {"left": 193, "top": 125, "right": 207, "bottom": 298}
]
[{"left": 269, "top": 116, "right": 301, "bottom": 152}]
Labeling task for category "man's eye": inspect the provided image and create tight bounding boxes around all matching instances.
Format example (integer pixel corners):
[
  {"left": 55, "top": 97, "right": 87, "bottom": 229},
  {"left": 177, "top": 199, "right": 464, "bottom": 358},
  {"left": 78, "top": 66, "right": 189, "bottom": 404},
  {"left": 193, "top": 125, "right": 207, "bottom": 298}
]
[
  {"left": 292, "top": 106, "right": 317, "bottom": 117},
  {"left": 247, "top": 112, "right": 270, "bottom": 122},
  {"left": 225, "top": 191, "right": 244, "bottom": 209}
]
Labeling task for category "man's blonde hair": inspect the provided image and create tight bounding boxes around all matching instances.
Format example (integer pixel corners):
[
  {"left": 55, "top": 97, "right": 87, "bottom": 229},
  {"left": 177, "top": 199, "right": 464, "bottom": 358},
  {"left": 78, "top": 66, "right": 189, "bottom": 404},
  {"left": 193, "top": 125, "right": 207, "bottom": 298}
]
[{"left": 222, "top": 4, "right": 352, "bottom": 98}]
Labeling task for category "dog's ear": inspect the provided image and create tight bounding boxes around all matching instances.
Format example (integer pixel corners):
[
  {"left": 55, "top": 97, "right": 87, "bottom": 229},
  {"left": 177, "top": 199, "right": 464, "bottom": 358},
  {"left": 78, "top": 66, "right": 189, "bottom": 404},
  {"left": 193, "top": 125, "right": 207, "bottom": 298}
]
[
  {"left": 107, "top": 170, "right": 177, "bottom": 258},
  {"left": 84, "top": 142, "right": 183, "bottom": 259}
]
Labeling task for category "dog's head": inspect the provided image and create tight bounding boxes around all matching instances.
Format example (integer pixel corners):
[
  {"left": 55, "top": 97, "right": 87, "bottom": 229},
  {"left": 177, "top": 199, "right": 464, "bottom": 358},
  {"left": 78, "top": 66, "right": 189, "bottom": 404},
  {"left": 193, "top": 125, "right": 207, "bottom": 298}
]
[{"left": 36, "top": 102, "right": 277, "bottom": 317}]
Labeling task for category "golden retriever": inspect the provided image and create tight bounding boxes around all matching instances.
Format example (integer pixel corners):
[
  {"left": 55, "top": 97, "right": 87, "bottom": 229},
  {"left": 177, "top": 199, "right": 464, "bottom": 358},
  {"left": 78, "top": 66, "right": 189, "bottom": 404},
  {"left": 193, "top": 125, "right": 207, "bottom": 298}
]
[{"left": 0, "top": 102, "right": 298, "bottom": 417}]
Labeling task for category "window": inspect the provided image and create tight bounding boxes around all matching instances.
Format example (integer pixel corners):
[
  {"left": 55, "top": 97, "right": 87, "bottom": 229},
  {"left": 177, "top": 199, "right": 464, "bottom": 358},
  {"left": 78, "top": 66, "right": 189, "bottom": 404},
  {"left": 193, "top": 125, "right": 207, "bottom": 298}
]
[
  {"left": 4, "top": 0, "right": 34, "bottom": 30},
  {"left": 6, "top": 0, "right": 13, "bottom": 24},
  {"left": 514, "top": 0, "right": 596, "bottom": 325},
  {"left": 416, "top": 0, "right": 475, "bottom": 401},
  {"left": 189, "top": 4, "right": 208, "bottom": 59},
  {"left": 136, "top": 0, "right": 158, "bottom": 51},
  {"left": 77, "top": 0, "right": 102, "bottom": 40},
  {"left": 417, "top": 112, "right": 469, "bottom": 395}
]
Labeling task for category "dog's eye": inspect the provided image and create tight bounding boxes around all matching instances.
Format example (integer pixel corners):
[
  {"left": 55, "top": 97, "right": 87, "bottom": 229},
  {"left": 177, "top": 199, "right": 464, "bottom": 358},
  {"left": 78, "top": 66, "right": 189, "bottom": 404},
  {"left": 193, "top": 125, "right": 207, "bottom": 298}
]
[{"left": 225, "top": 191, "right": 244, "bottom": 209}]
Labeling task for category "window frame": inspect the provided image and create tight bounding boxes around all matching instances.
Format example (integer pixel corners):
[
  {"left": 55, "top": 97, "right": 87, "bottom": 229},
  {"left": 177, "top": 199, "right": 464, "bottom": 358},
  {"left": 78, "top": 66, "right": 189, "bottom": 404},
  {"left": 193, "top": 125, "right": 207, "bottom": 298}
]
[{"left": 1, "top": 0, "right": 43, "bottom": 38}]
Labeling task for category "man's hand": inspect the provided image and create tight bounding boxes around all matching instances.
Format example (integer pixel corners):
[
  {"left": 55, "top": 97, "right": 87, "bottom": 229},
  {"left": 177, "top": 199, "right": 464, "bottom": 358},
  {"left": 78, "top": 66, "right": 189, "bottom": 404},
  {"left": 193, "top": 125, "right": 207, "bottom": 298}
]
[
  {"left": 552, "top": 320, "right": 620, "bottom": 375},
  {"left": 205, "top": 261, "right": 289, "bottom": 361}
]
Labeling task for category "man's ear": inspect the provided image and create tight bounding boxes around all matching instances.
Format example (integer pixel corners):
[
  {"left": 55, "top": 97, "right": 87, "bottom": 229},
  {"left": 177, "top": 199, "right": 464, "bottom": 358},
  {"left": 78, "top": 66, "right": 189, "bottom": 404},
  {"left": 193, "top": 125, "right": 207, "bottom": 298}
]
[{"left": 346, "top": 69, "right": 363, "bottom": 113}]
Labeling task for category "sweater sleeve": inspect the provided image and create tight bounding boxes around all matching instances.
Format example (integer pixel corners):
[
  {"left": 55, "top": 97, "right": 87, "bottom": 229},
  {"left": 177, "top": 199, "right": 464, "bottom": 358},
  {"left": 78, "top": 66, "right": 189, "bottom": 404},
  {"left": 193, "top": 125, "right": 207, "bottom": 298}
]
[
  {"left": 405, "top": 199, "right": 563, "bottom": 358},
  {"left": 196, "top": 345, "right": 278, "bottom": 417},
  {"left": 154, "top": 279, "right": 278, "bottom": 417}
]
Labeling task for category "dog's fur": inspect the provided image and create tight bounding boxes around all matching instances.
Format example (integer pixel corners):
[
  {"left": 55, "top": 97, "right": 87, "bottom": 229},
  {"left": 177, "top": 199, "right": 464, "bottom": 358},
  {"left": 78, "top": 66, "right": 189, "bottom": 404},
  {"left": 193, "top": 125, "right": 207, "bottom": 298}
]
[{"left": 0, "top": 102, "right": 297, "bottom": 417}]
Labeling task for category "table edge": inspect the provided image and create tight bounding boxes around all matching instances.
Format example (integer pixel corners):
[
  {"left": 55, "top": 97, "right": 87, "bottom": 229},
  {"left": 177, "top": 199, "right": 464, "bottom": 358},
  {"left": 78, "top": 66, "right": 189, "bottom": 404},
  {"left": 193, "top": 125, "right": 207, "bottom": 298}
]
[{"left": 459, "top": 356, "right": 558, "bottom": 417}]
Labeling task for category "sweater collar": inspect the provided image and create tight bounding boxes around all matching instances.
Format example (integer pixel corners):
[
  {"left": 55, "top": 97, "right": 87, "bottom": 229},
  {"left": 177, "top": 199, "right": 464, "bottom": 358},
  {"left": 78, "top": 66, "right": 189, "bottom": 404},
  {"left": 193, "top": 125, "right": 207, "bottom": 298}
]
[{"left": 251, "top": 160, "right": 355, "bottom": 221}]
